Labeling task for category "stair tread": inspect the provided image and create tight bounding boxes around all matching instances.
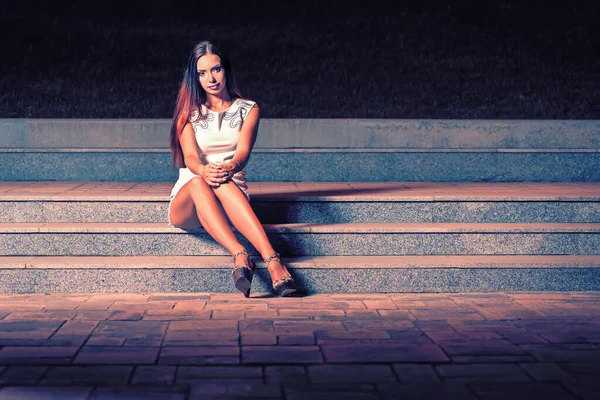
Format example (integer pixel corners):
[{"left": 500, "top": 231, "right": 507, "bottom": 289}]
[
  {"left": 1, "top": 182, "right": 599, "bottom": 201},
  {"left": 2, "top": 222, "right": 600, "bottom": 233},
  {"left": 2, "top": 254, "right": 599, "bottom": 269}
]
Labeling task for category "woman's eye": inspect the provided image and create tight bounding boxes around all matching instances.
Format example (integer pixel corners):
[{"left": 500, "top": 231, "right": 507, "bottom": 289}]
[{"left": 214, "top": 67, "right": 222, "bottom": 73}]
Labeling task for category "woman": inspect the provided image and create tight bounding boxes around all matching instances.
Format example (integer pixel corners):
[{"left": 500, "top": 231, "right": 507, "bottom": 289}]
[{"left": 168, "top": 40, "right": 297, "bottom": 297}]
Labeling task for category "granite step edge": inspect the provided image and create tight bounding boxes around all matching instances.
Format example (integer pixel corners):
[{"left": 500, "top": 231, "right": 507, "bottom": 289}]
[
  {"left": 2, "top": 255, "right": 600, "bottom": 269},
  {"left": 2, "top": 222, "right": 600, "bottom": 233}
]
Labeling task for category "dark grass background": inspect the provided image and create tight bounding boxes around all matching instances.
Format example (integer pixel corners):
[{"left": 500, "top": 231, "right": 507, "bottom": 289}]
[{"left": 1, "top": 0, "right": 599, "bottom": 119}]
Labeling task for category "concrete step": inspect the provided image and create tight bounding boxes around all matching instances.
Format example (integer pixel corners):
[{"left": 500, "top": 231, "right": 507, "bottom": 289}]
[
  {"left": 3, "top": 148, "right": 599, "bottom": 182},
  {"left": 1, "top": 255, "right": 599, "bottom": 293},
  {"left": 2, "top": 182, "right": 599, "bottom": 224},
  {"left": 1, "top": 222, "right": 599, "bottom": 256},
  {"left": 3, "top": 119, "right": 598, "bottom": 149}
]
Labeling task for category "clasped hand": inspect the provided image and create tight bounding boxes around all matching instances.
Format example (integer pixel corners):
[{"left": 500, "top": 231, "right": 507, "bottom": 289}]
[{"left": 202, "top": 162, "right": 236, "bottom": 187}]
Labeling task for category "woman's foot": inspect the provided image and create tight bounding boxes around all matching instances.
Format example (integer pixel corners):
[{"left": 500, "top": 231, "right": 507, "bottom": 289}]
[
  {"left": 231, "top": 249, "right": 255, "bottom": 298},
  {"left": 263, "top": 252, "right": 297, "bottom": 297}
]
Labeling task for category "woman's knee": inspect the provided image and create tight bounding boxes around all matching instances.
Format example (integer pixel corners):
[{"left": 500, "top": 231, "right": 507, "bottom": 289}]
[{"left": 188, "top": 176, "right": 214, "bottom": 195}]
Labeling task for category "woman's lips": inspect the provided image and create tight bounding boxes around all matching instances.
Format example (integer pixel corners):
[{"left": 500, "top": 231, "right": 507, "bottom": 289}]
[{"left": 207, "top": 83, "right": 220, "bottom": 90}]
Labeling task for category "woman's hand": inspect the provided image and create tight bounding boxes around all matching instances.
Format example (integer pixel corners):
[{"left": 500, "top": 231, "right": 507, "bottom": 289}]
[
  {"left": 220, "top": 160, "right": 240, "bottom": 178},
  {"left": 201, "top": 163, "right": 229, "bottom": 187}
]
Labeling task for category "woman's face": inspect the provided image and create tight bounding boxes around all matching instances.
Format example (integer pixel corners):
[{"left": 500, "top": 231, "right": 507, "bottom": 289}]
[{"left": 196, "top": 53, "right": 227, "bottom": 96}]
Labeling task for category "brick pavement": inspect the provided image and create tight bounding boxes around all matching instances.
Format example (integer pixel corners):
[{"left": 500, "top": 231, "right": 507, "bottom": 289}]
[{"left": 0, "top": 292, "right": 598, "bottom": 399}]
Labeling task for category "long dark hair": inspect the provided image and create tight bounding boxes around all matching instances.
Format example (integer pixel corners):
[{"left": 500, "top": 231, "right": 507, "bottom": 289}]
[{"left": 169, "top": 40, "right": 242, "bottom": 169}]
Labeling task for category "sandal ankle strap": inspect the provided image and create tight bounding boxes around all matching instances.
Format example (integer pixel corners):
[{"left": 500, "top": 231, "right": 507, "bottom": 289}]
[
  {"left": 263, "top": 252, "right": 281, "bottom": 266},
  {"left": 232, "top": 249, "right": 248, "bottom": 263}
]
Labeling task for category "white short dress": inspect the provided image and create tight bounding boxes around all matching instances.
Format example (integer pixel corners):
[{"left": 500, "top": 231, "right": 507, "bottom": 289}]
[{"left": 168, "top": 98, "right": 257, "bottom": 227}]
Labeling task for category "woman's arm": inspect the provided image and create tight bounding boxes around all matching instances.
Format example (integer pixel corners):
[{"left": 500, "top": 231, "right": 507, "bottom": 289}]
[
  {"left": 229, "top": 104, "right": 261, "bottom": 172},
  {"left": 179, "top": 123, "right": 205, "bottom": 176},
  {"left": 180, "top": 122, "right": 227, "bottom": 187}
]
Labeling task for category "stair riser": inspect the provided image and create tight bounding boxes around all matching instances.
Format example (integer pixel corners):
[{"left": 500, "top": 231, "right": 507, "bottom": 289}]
[
  {"left": 0, "top": 268, "right": 598, "bottom": 293},
  {"left": 2, "top": 152, "right": 599, "bottom": 182},
  {"left": 3, "top": 119, "right": 599, "bottom": 149},
  {"left": 2, "top": 201, "right": 599, "bottom": 224},
  {"left": 2, "top": 232, "right": 598, "bottom": 256}
]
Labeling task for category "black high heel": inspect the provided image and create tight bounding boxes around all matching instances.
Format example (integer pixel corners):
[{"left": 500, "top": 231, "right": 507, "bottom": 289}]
[
  {"left": 264, "top": 252, "right": 297, "bottom": 297},
  {"left": 231, "top": 249, "right": 255, "bottom": 298}
]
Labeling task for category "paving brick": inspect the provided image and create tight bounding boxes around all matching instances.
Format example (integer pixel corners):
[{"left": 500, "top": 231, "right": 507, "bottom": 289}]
[
  {"left": 518, "top": 362, "right": 577, "bottom": 384},
  {"left": 377, "top": 382, "right": 478, "bottom": 400},
  {"left": 315, "top": 329, "right": 391, "bottom": 340},
  {"left": 244, "top": 310, "right": 279, "bottom": 319},
  {"left": 278, "top": 334, "right": 315, "bottom": 345},
  {"left": 109, "top": 300, "right": 176, "bottom": 312},
  {"left": 264, "top": 366, "right": 307, "bottom": 385},
  {"left": 391, "top": 300, "right": 427, "bottom": 308},
  {"left": 362, "top": 299, "right": 398, "bottom": 309},
  {"left": 242, "top": 346, "right": 323, "bottom": 364},
  {"left": 73, "top": 310, "right": 111, "bottom": 320},
  {"left": 132, "top": 366, "right": 176, "bottom": 385},
  {"left": 285, "top": 385, "right": 379, "bottom": 400},
  {"left": 438, "top": 339, "right": 528, "bottom": 356},
  {"left": 205, "top": 301, "right": 268, "bottom": 311},
  {"left": 53, "top": 320, "right": 98, "bottom": 337},
  {"left": 270, "top": 301, "right": 367, "bottom": 310},
  {"left": 41, "top": 366, "right": 134, "bottom": 385},
  {"left": 1, "top": 311, "right": 76, "bottom": 320},
  {"left": 74, "top": 346, "right": 159, "bottom": 364},
  {"left": 90, "top": 320, "right": 168, "bottom": 346},
  {"left": 144, "top": 309, "right": 209, "bottom": 318},
  {"left": 322, "top": 344, "right": 450, "bottom": 363},
  {"left": 342, "top": 320, "right": 414, "bottom": 331},
  {"left": 451, "top": 355, "right": 536, "bottom": 363},
  {"left": 273, "top": 321, "right": 345, "bottom": 334},
  {"left": 0, "top": 346, "right": 78, "bottom": 364},
  {"left": 436, "top": 364, "right": 531, "bottom": 382},
  {"left": 308, "top": 364, "right": 397, "bottom": 383},
  {"left": 0, "top": 386, "right": 93, "bottom": 399},
  {"left": 211, "top": 310, "right": 245, "bottom": 320},
  {"left": 177, "top": 366, "right": 262, "bottom": 381},
  {"left": 241, "top": 332, "right": 277, "bottom": 345},
  {"left": 343, "top": 310, "right": 381, "bottom": 319},
  {"left": 519, "top": 344, "right": 600, "bottom": 362},
  {"left": 189, "top": 382, "right": 281, "bottom": 398},
  {"left": 0, "top": 320, "right": 64, "bottom": 340},
  {"left": 159, "top": 346, "right": 239, "bottom": 365},
  {"left": 412, "top": 320, "right": 456, "bottom": 332},
  {"left": 0, "top": 366, "right": 47, "bottom": 384},
  {"left": 393, "top": 364, "right": 441, "bottom": 383},
  {"left": 149, "top": 294, "right": 209, "bottom": 301},
  {"left": 537, "top": 330, "right": 591, "bottom": 344},
  {"left": 497, "top": 329, "right": 549, "bottom": 345},
  {"left": 468, "top": 381, "right": 578, "bottom": 400},
  {"left": 411, "top": 309, "right": 484, "bottom": 321},
  {"left": 76, "top": 301, "right": 115, "bottom": 311},
  {"left": 559, "top": 362, "right": 600, "bottom": 383},
  {"left": 277, "top": 309, "right": 345, "bottom": 319},
  {"left": 426, "top": 329, "right": 502, "bottom": 341},
  {"left": 85, "top": 336, "right": 125, "bottom": 346},
  {"left": 90, "top": 386, "right": 187, "bottom": 400},
  {"left": 238, "top": 319, "right": 274, "bottom": 332},
  {"left": 377, "top": 310, "right": 416, "bottom": 320},
  {"left": 108, "top": 310, "right": 144, "bottom": 321}
]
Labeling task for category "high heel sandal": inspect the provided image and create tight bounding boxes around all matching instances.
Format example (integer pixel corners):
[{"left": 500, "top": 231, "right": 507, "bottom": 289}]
[
  {"left": 264, "top": 252, "right": 297, "bottom": 297},
  {"left": 231, "top": 249, "right": 255, "bottom": 298}
]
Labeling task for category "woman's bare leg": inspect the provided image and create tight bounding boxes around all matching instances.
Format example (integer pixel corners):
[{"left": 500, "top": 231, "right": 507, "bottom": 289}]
[
  {"left": 213, "top": 181, "right": 291, "bottom": 282},
  {"left": 169, "top": 177, "right": 250, "bottom": 265}
]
